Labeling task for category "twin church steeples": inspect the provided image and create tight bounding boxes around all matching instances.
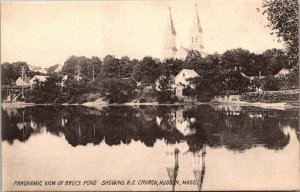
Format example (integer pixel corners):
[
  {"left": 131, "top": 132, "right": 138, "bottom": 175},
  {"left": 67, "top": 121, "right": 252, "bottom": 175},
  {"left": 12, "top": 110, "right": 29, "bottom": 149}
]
[{"left": 162, "top": 4, "right": 204, "bottom": 59}]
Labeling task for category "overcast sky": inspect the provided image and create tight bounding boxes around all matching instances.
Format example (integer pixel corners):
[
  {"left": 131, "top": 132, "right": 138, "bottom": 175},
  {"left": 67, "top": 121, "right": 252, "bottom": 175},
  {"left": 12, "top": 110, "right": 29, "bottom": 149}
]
[{"left": 1, "top": 0, "right": 284, "bottom": 68}]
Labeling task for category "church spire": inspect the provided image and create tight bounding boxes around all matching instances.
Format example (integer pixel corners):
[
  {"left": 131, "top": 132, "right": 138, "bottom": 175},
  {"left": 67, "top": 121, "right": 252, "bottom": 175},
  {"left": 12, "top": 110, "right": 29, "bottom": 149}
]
[
  {"left": 194, "top": 4, "right": 203, "bottom": 33},
  {"left": 169, "top": 6, "right": 176, "bottom": 35},
  {"left": 189, "top": 3, "right": 204, "bottom": 53},
  {"left": 162, "top": 6, "right": 177, "bottom": 58}
]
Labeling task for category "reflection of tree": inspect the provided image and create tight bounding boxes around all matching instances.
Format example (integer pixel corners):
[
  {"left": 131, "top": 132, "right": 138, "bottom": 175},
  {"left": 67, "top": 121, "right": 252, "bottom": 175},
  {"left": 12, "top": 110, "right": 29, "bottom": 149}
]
[
  {"left": 203, "top": 106, "right": 294, "bottom": 152},
  {"left": 2, "top": 108, "right": 35, "bottom": 144},
  {"left": 156, "top": 106, "right": 184, "bottom": 145},
  {"left": 2, "top": 105, "right": 297, "bottom": 151}
]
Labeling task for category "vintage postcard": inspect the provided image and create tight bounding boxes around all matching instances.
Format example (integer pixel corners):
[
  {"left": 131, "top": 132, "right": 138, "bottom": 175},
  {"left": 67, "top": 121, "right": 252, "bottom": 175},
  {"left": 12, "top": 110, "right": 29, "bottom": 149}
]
[{"left": 1, "top": 0, "right": 299, "bottom": 191}]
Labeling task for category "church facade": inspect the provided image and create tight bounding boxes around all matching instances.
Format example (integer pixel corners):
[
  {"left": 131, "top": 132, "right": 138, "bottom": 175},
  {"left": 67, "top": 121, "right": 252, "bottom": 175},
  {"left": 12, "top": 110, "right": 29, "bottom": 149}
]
[{"left": 162, "top": 4, "right": 206, "bottom": 59}]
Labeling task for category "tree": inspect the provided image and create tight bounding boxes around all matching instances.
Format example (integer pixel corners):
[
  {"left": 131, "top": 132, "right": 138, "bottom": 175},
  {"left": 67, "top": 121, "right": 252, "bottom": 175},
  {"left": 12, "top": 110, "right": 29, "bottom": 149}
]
[
  {"left": 202, "top": 53, "right": 221, "bottom": 70},
  {"left": 100, "top": 55, "right": 120, "bottom": 78},
  {"left": 119, "top": 56, "right": 138, "bottom": 78},
  {"left": 262, "top": 48, "right": 289, "bottom": 75},
  {"left": 162, "top": 58, "right": 183, "bottom": 77},
  {"left": 190, "top": 70, "right": 226, "bottom": 101},
  {"left": 99, "top": 78, "right": 136, "bottom": 103},
  {"left": 221, "top": 48, "right": 254, "bottom": 72},
  {"left": 62, "top": 56, "right": 84, "bottom": 78},
  {"left": 63, "top": 78, "right": 89, "bottom": 98},
  {"left": 156, "top": 74, "right": 176, "bottom": 103},
  {"left": 26, "top": 74, "right": 62, "bottom": 103},
  {"left": 61, "top": 56, "right": 102, "bottom": 81},
  {"left": 1, "top": 62, "right": 13, "bottom": 84},
  {"left": 191, "top": 76, "right": 217, "bottom": 102},
  {"left": 223, "top": 71, "right": 250, "bottom": 94},
  {"left": 132, "top": 56, "right": 162, "bottom": 85},
  {"left": 1, "top": 61, "right": 30, "bottom": 84},
  {"left": 89, "top": 56, "right": 102, "bottom": 80},
  {"left": 261, "top": 0, "right": 299, "bottom": 66},
  {"left": 262, "top": 75, "right": 279, "bottom": 91},
  {"left": 184, "top": 50, "right": 204, "bottom": 71}
]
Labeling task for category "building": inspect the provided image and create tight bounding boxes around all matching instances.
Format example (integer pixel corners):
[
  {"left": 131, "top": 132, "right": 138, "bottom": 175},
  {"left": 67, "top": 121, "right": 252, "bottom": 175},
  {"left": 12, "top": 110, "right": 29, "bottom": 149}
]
[
  {"left": 15, "top": 77, "right": 30, "bottom": 87},
  {"left": 174, "top": 69, "right": 199, "bottom": 97},
  {"left": 30, "top": 75, "right": 49, "bottom": 87},
  {"left": 162, "top": 4, "right": 205, "bottom": 59}
]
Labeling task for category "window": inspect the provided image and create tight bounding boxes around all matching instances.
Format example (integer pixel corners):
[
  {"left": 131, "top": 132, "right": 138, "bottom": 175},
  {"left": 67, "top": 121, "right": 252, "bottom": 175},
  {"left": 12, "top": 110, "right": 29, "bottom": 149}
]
[{"left": 183, "top": 73, "right": 185, "bottom": 77}]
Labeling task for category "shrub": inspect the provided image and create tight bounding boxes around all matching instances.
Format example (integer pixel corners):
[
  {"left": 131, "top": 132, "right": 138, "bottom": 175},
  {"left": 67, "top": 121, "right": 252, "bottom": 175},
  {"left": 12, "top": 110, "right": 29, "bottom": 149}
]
[{"left": 241, "top": 90, "right": 299, "bottom": 103}]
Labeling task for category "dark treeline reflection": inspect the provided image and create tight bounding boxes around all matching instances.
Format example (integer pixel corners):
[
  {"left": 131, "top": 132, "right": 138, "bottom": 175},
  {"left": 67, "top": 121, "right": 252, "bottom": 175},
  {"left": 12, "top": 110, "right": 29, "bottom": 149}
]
[{"left": 2, "top": 105, "right": 299, "bottom": 152}]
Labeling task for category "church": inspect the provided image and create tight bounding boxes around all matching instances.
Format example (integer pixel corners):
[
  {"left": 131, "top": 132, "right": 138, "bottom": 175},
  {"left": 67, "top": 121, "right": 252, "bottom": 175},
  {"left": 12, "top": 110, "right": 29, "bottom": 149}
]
[{"left": 162, "top": 4, "right": 206, "bottom": 59}]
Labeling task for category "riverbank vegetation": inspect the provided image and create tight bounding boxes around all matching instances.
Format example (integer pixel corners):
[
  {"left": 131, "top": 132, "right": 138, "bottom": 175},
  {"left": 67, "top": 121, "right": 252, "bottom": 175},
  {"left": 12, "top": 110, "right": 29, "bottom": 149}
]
[{"left": 240, "top": 90, "right": 299, "bottom": 103}]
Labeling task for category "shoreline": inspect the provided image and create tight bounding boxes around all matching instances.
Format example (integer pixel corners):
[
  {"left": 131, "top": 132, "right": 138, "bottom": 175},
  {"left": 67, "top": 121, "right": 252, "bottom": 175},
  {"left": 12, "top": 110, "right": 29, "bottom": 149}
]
[{"left": 2, "top": 100, "right": 298, "bottom": 110}]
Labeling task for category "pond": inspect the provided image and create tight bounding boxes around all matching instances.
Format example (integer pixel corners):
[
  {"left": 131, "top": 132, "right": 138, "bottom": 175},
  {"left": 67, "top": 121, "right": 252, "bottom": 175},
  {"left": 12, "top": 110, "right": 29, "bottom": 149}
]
[{"left": 2, "top": 104, "right": 299, "bottom": 191}]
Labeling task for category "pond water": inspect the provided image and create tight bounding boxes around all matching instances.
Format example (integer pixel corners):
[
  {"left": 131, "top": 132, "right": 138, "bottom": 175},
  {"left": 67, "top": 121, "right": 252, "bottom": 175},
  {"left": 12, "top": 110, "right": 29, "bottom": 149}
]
[{"left": 2, "top": 104, "right": 300, "bottom": 191}]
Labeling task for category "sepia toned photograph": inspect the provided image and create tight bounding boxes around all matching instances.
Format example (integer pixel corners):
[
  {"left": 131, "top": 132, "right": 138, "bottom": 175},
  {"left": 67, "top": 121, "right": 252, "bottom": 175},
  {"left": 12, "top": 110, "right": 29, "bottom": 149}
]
[{"left": 1, "top": 0, "right": 299, "bottom": 191}]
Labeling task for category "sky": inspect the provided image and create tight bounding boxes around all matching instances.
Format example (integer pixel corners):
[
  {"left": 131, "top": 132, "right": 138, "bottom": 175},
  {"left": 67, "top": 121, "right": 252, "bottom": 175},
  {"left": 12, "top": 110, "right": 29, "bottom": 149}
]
[{"left": 1, "top": 0, "right": 284, "bottom": 68}]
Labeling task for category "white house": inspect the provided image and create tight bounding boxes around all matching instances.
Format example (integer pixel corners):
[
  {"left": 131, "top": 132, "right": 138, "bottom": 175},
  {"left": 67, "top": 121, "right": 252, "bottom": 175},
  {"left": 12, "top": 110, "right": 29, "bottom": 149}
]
[
  {"left": 30, "top": 75, "right": 49, "bottom": 87},
  {"left": 15, "top": 77, "right": 30, "bottom": 87},
  {"left": 174, "top": 69, "right": 199, "bottom": 97}
]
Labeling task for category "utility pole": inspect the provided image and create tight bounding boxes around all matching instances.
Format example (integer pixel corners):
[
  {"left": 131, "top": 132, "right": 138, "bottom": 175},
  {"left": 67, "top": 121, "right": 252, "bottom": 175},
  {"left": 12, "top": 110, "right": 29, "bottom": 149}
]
[
  {"left": 92, "top": 64, "right": 95, "bottom": 81},
  {"left": 21, "top": 66, "right": 25, "bottom": 98},
  {"left": 77, "top": 65, "right": 80, "bottom": 81}
]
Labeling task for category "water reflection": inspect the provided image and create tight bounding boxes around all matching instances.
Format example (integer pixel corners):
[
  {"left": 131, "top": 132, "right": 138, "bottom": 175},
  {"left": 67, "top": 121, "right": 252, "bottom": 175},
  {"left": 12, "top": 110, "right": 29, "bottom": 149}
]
[
  {"left": 2, "top": 105, "right": 299, "bottom": 150},
  {"left": 2, "top": 104, "right": 299, "bottom": 191}
]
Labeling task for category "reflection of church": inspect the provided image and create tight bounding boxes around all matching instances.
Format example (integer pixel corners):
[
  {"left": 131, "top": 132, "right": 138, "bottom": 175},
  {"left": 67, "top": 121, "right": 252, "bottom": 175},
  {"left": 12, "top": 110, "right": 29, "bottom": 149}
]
[
  {"left": 160, "top": 107, "right": 206, "bottom": 191},
  {"left": 165, "top": 148, "right": 180, "bottom": 192},
  {"left": 164, "top": 145, "right": 206, "bottom": 191},
  {"left": 192, "top": 146, "right": 206, "bottom": 191},
  {"left": 162, "top": 4, "right": 206, "bottom": 59}
]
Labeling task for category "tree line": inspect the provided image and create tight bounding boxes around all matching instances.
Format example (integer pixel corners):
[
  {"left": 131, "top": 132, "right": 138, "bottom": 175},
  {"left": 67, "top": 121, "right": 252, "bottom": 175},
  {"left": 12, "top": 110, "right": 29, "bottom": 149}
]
[{"left": 1, "top": 47, "right": 298, "bottom": 103}]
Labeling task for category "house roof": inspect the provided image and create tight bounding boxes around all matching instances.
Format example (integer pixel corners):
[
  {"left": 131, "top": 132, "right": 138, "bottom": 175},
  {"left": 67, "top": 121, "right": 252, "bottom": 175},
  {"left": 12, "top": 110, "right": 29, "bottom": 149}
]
[
  {"left": 240, "top": 72, "right": 265, "bottom": 80},
  {"left": 275, "top": 68, "right": 291, "bottom": 77},
  {"left": 176, "top": 69, "right": 199, "bottom": 78},
  {"left": 16, "top": 77, "right": 30, "bottom": 83},
  {"left": 31, "top": 75, "right": 49, "bottom": 82}
]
